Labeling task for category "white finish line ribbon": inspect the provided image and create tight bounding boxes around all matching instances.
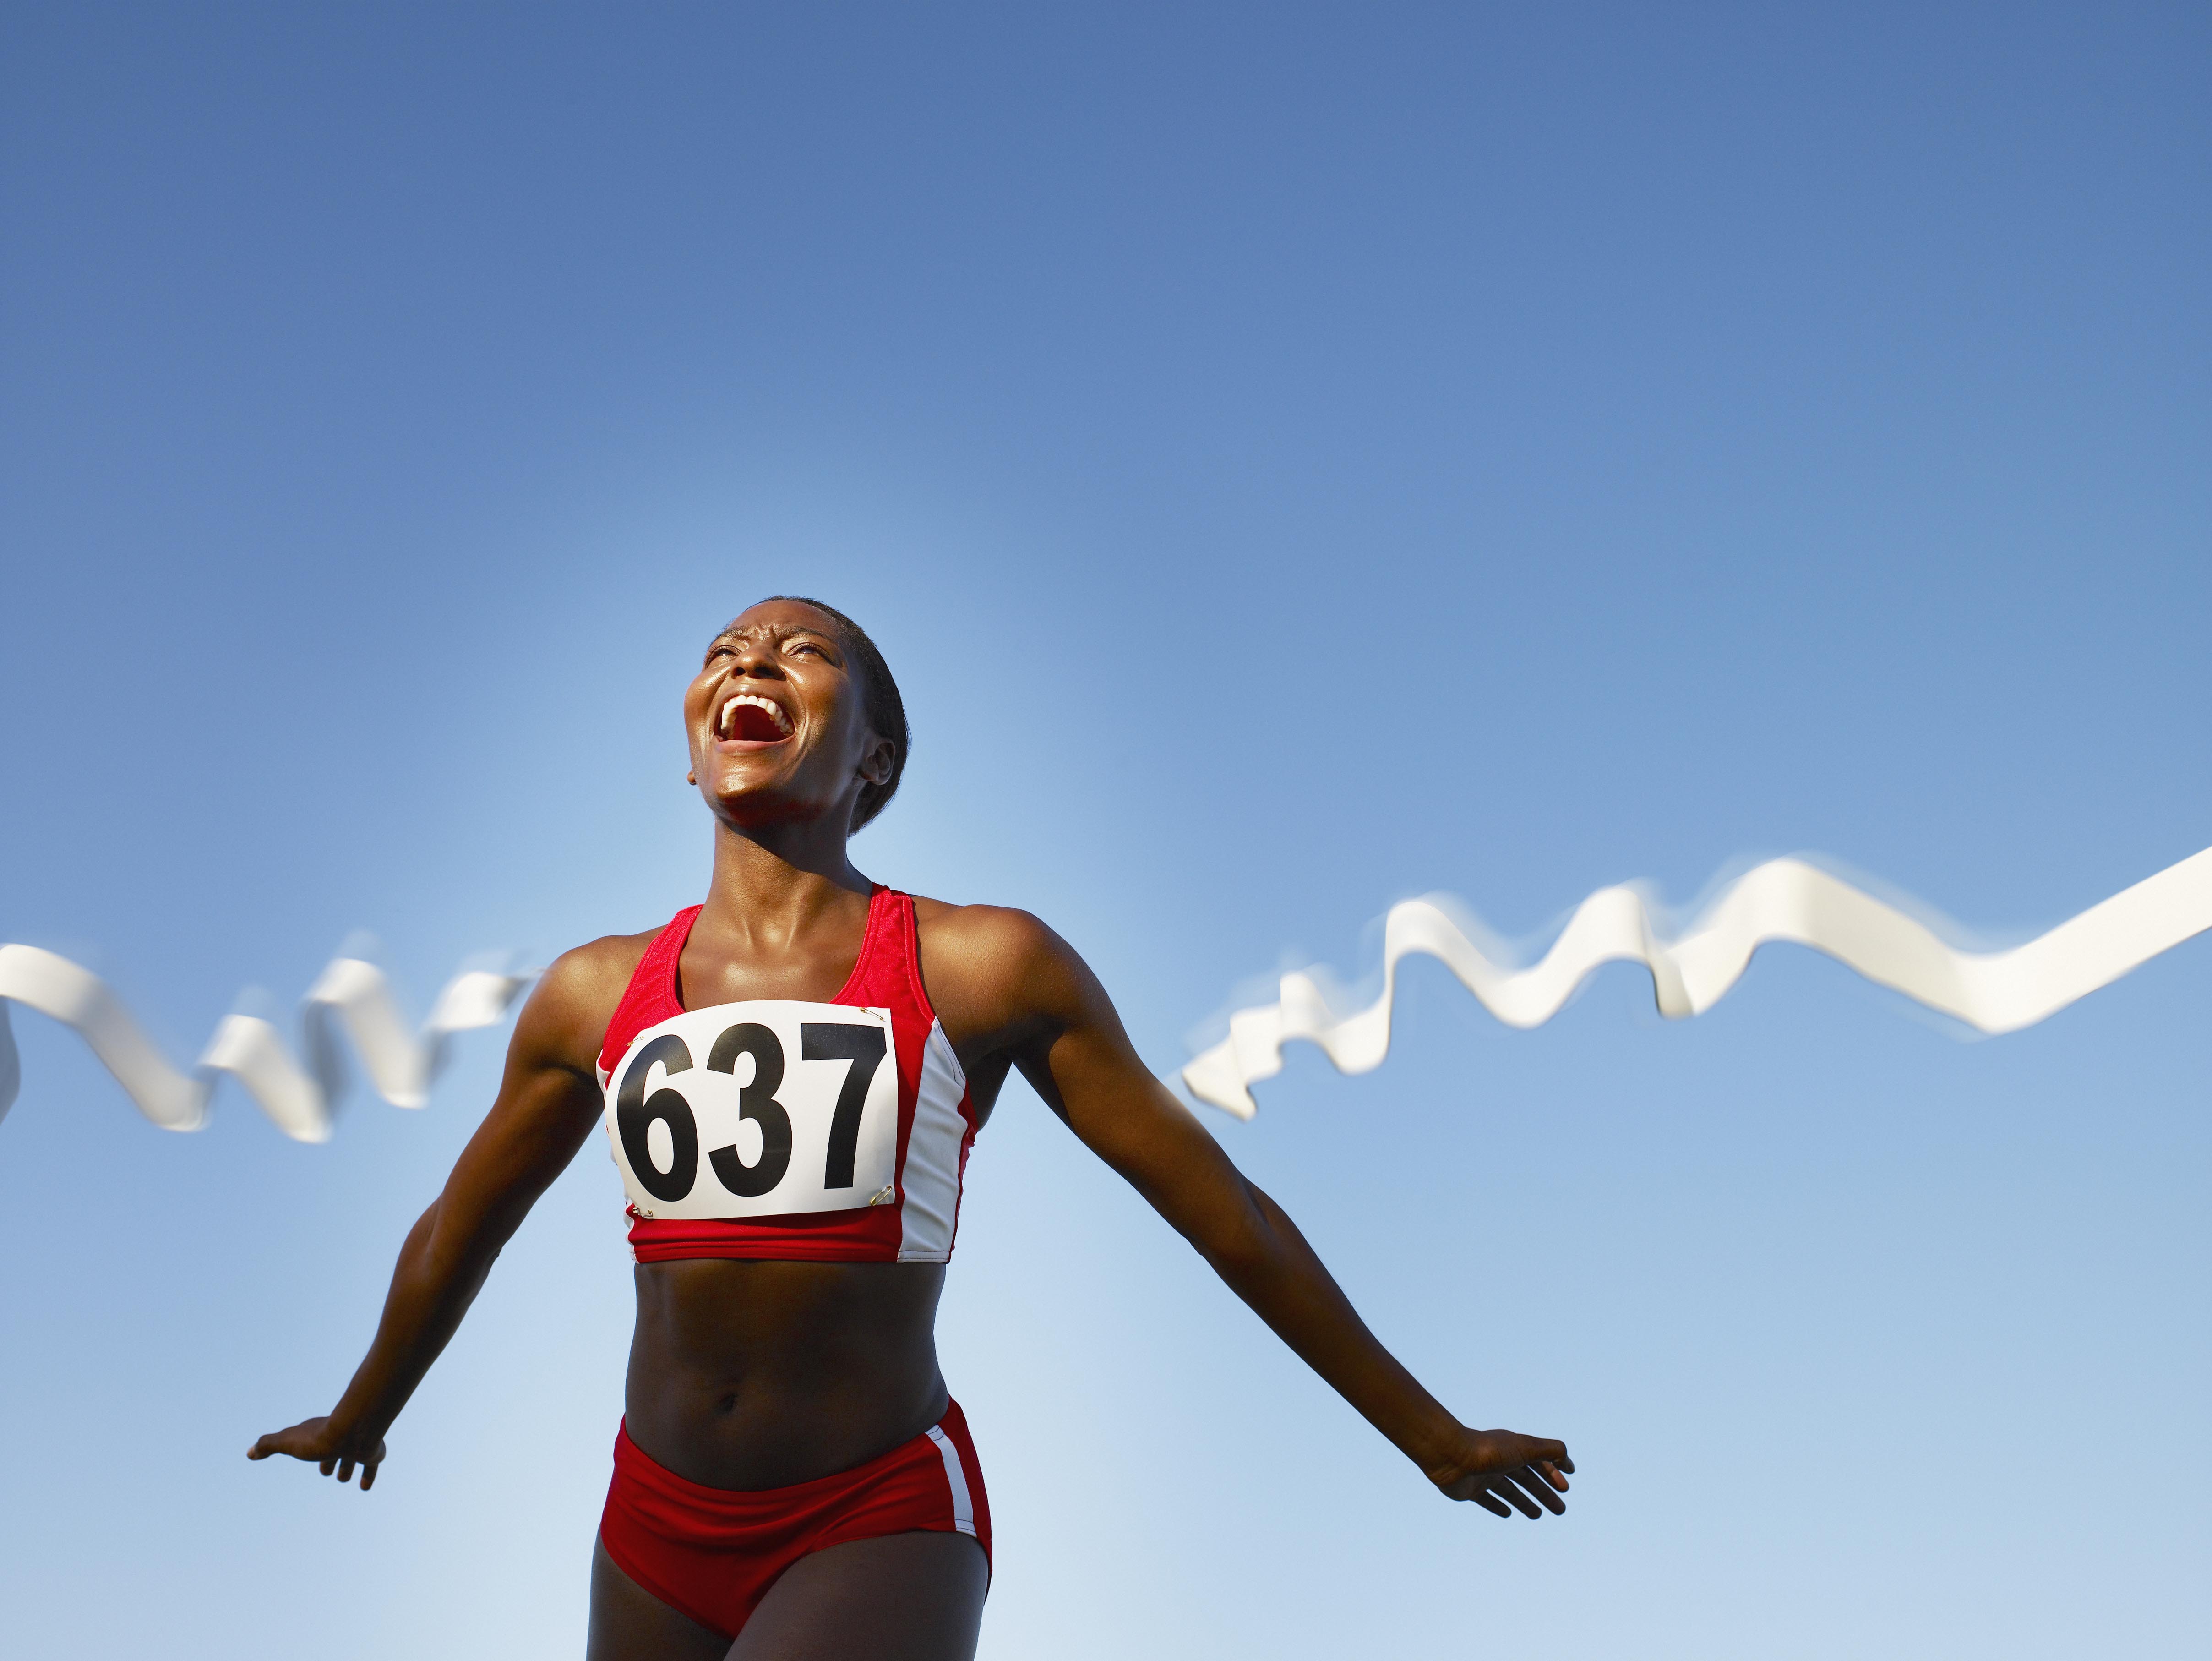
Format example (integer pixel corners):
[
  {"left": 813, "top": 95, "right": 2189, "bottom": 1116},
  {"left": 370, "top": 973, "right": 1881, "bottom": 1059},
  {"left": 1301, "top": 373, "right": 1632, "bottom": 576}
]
[
  {"left": 0, "top": 945, "right": 534, "bottom": 1142},
  {"left": 1182, "top": 847, "right": 2212, "bottom": 1119}
]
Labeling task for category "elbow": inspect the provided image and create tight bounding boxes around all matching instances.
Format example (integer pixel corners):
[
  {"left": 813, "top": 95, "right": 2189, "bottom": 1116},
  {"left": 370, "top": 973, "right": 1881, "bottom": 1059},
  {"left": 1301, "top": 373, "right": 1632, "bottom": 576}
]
[
  {"left": 1190, "top": 1198, "right": 1279, "bottom": 1284},
  {"left": 418, "top": 1197, "right": 502, "bottom": 1286}
]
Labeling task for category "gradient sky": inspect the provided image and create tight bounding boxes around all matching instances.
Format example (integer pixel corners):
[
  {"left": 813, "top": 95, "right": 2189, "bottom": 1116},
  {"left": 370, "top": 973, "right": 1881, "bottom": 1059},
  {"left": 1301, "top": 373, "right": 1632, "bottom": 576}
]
[{"left": 3, "top": 5, "right": 2206, "bottom": 1657}]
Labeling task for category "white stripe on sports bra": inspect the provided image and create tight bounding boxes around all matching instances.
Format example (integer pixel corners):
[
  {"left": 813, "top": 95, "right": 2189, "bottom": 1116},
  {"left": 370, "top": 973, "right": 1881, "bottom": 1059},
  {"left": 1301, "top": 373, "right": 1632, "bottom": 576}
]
[{"left": 897, "top": 1020, "right": 969, "bottom": 1262}]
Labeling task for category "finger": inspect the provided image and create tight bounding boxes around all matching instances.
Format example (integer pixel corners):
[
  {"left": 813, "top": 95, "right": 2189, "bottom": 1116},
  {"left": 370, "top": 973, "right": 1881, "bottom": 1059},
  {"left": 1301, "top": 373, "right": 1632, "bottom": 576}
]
[
  {"left": 360, "top": 1461, "right": 377, "bottom": 1492},
  {"left": 337, "top": 1458, "right": 355, "bottom": 1484},
  {"left": 319, "top": 1457, "right": 336, "bottom": 1477},
  {"left": 1467, "top": 1488, "right": 1511, "bottom": 1517},
  {"left": 1509, "top": 1466, "right": 1565, "bottom": 1515},
  {"left": 1558, "top": 1453, "right": 1575, "bottom": 1475},
  {"left": 1534, "top": 1460, "right": 1569, "bottom": 1492},
  {"left": 1486, "top": 1475, "right": 1541, "bottom": 1519},
  {"left": 1502, "top": 1470, "right": 1558, "bottom": 1518},
  {"left": 1517, "top": 1465, "right": 1567, "bottom": 1514}
]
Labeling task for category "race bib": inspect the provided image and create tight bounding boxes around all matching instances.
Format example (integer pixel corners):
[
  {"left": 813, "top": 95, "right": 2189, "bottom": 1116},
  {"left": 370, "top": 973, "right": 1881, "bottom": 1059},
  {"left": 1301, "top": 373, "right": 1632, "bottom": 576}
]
[{"left": 603, "top": 1001, "right": 899, "bottom": 1220}]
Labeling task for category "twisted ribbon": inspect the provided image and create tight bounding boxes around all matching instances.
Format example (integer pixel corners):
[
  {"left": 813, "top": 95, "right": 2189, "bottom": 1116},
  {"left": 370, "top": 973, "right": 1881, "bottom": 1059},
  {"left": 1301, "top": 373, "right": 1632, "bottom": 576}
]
[
  {"left": 0, "top": 945, "right": 533, "bottom": 1142},
  {"left": 1182, "top": 847, "right": 2212, "bottom": 1118}
]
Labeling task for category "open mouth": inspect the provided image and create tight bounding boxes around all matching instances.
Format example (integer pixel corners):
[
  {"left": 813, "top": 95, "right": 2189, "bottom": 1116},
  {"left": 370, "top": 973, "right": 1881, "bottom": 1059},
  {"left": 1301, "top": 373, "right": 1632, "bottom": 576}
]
[{"left": 716, "top": 692, "right": 795, "bottom": 743}]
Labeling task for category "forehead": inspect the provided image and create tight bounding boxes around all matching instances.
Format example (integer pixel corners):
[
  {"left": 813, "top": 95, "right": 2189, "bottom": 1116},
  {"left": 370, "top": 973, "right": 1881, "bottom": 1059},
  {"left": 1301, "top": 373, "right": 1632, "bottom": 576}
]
[{"left": 713, "top": 601, "right": 844, "bottom": 646}]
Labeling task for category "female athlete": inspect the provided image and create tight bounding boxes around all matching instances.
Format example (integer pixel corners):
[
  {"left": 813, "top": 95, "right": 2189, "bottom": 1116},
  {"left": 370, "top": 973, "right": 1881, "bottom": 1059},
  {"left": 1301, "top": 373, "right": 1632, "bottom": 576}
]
[{"left": 251, "top": 596, "right": 1573, "bottom": 1660}]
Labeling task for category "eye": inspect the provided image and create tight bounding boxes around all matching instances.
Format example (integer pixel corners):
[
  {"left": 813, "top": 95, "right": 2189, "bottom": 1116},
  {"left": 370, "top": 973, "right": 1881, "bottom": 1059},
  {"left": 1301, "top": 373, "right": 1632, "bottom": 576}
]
[{"left": 788, "top": 640, "right": 827, "bottom": 658}]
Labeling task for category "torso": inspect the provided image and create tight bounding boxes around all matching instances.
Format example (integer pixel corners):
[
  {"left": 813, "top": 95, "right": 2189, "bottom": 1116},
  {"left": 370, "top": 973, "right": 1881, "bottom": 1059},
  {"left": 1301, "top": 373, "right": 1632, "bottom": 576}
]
[{"left": 575, "top": 883, "right": 1028, "bottom": 1490}]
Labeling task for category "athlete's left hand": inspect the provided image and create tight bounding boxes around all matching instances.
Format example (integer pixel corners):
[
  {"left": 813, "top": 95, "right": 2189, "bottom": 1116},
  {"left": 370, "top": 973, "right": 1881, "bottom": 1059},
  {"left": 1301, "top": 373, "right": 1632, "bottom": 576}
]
[{"left": 1427, "top": 1429, "right": 1573, "bottom": 1519}]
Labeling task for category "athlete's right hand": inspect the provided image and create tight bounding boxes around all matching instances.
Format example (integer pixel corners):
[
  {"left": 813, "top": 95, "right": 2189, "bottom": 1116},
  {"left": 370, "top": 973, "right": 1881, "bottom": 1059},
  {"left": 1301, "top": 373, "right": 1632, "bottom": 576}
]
[{"left": 248, "top": 1416, "right": 388, "bottom": 1491}]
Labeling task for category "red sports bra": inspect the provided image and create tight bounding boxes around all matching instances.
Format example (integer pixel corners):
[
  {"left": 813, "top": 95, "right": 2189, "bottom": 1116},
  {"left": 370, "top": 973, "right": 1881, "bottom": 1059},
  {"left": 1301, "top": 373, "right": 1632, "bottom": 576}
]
[{"left": 594, "top": 887, "right": 977, "bottom": 1264}]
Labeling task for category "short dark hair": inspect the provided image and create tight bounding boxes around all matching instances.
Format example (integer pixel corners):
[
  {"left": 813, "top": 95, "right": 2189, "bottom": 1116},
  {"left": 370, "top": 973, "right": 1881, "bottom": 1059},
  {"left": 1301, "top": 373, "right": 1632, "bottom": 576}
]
[{"left": 754, "top": 595, "right": 910, "bottom": 831}]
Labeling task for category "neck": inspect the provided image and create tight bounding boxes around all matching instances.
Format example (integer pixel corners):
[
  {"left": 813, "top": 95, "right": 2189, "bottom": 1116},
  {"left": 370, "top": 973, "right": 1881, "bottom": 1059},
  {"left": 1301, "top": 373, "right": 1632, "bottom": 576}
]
[{"left": 700, "top": 815, "right": 871, "bottom": 944}]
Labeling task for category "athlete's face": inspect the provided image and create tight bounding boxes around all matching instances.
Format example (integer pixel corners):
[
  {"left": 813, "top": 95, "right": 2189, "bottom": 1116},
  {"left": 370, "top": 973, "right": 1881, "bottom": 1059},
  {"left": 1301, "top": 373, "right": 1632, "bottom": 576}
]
[{"left": 683, "top": 601, "right": 894, "bottom": 833}]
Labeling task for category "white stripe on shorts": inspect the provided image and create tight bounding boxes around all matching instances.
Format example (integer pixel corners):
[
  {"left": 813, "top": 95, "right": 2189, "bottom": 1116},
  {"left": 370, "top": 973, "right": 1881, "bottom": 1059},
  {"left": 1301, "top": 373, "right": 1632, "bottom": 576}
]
[{"left": 924, "top": 1424, "right": 976, "bottom": 1537}]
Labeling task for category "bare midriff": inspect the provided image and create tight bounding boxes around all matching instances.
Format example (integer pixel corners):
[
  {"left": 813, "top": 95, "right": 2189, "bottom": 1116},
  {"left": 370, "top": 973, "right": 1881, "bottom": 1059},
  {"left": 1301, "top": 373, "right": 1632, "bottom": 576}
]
[{"left": 622, "top": 1258, "right": 950, "bottom": 1491}]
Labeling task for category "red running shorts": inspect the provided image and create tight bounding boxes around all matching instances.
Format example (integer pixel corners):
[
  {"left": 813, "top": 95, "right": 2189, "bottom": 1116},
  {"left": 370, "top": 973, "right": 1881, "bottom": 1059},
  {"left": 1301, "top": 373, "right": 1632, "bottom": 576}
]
[{"left": 598, "top": 1400, "right": 992, "bottom": 1642}]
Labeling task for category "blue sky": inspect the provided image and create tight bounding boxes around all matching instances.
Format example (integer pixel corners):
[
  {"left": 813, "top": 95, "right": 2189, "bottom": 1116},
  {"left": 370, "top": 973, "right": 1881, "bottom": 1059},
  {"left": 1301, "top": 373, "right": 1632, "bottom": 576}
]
[{"left": 2, "top": 5, "right": 2205, "bottom": 1656}]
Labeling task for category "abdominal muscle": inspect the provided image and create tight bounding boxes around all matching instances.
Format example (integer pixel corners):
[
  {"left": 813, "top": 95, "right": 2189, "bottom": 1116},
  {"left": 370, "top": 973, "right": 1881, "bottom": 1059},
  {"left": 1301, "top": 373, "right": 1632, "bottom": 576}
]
[{"left": 622, "top": 1257, "right": 951, "bottom": 1491}]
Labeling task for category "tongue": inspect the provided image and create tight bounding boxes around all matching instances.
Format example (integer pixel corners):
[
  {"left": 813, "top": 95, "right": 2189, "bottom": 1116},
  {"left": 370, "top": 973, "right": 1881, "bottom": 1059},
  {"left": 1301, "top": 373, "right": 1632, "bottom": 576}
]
[{"left": 729, "top": 704, "right": 788, "bottom": 742}]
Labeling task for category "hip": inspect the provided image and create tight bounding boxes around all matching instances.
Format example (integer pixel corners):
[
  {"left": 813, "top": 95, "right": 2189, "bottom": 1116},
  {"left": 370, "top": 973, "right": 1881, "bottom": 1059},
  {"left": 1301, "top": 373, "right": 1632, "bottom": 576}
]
[{"left": 599, "top": 1397, "right": 992, "bottom": 1644}]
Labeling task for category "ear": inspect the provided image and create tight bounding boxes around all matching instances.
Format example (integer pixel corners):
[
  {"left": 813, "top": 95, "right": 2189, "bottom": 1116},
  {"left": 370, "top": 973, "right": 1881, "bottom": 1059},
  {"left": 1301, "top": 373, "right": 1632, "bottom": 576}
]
[{"left": 856, "top": 735, "right": 896, "bottom": 788}]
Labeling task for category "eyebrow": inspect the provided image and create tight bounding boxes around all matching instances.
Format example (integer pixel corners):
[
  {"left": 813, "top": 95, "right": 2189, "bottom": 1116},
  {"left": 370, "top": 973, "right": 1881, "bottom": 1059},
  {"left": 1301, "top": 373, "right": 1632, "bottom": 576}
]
[{"left": 707, "top": 619, "right": 842, "bottom": 653}]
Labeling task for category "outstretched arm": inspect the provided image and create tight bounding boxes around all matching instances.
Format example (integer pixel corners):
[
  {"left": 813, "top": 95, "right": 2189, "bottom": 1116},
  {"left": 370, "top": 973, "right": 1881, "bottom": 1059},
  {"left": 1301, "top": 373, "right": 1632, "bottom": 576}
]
[
  {"left": 979, "top": 912, "right": 1572, "bottom": 1519},
  {"left": 247, "top": 947, "right": 619, "bottom": 1490}
]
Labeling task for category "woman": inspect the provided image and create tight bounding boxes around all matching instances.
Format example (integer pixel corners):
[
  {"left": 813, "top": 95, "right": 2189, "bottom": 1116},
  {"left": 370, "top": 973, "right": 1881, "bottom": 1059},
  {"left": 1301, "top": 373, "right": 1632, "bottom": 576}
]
[{"left": 251, "top": 596, "right": 1573, "bottom": 1660}]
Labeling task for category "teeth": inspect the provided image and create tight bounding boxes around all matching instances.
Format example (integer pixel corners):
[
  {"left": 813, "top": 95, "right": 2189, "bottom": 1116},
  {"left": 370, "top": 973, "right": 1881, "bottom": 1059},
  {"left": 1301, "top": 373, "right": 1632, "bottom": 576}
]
[{"left": 718, "top": 694, "right": 794, "bottom": 738}]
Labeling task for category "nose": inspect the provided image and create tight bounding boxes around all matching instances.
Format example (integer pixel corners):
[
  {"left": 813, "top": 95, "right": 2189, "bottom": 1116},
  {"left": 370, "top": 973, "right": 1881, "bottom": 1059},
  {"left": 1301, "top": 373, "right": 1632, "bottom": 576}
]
[{"left": 724, "top": 639, "right": 785, "bottom": 680}]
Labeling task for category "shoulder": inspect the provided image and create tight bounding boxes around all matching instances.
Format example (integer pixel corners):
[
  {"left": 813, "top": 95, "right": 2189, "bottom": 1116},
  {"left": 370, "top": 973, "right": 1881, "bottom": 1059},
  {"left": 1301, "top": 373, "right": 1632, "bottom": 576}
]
[
  {"left": 908, "top": 896, "right": 1106, "bottom": 1047},
  {"left": 909, "top": 896, "right": 1090, "bottom": 991},
  {"left": 910, "top": 896, "right": 1063, "bottom": 968},
  {"left": 510, "top": 926, "right": 664, "bottom": 1074}
]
